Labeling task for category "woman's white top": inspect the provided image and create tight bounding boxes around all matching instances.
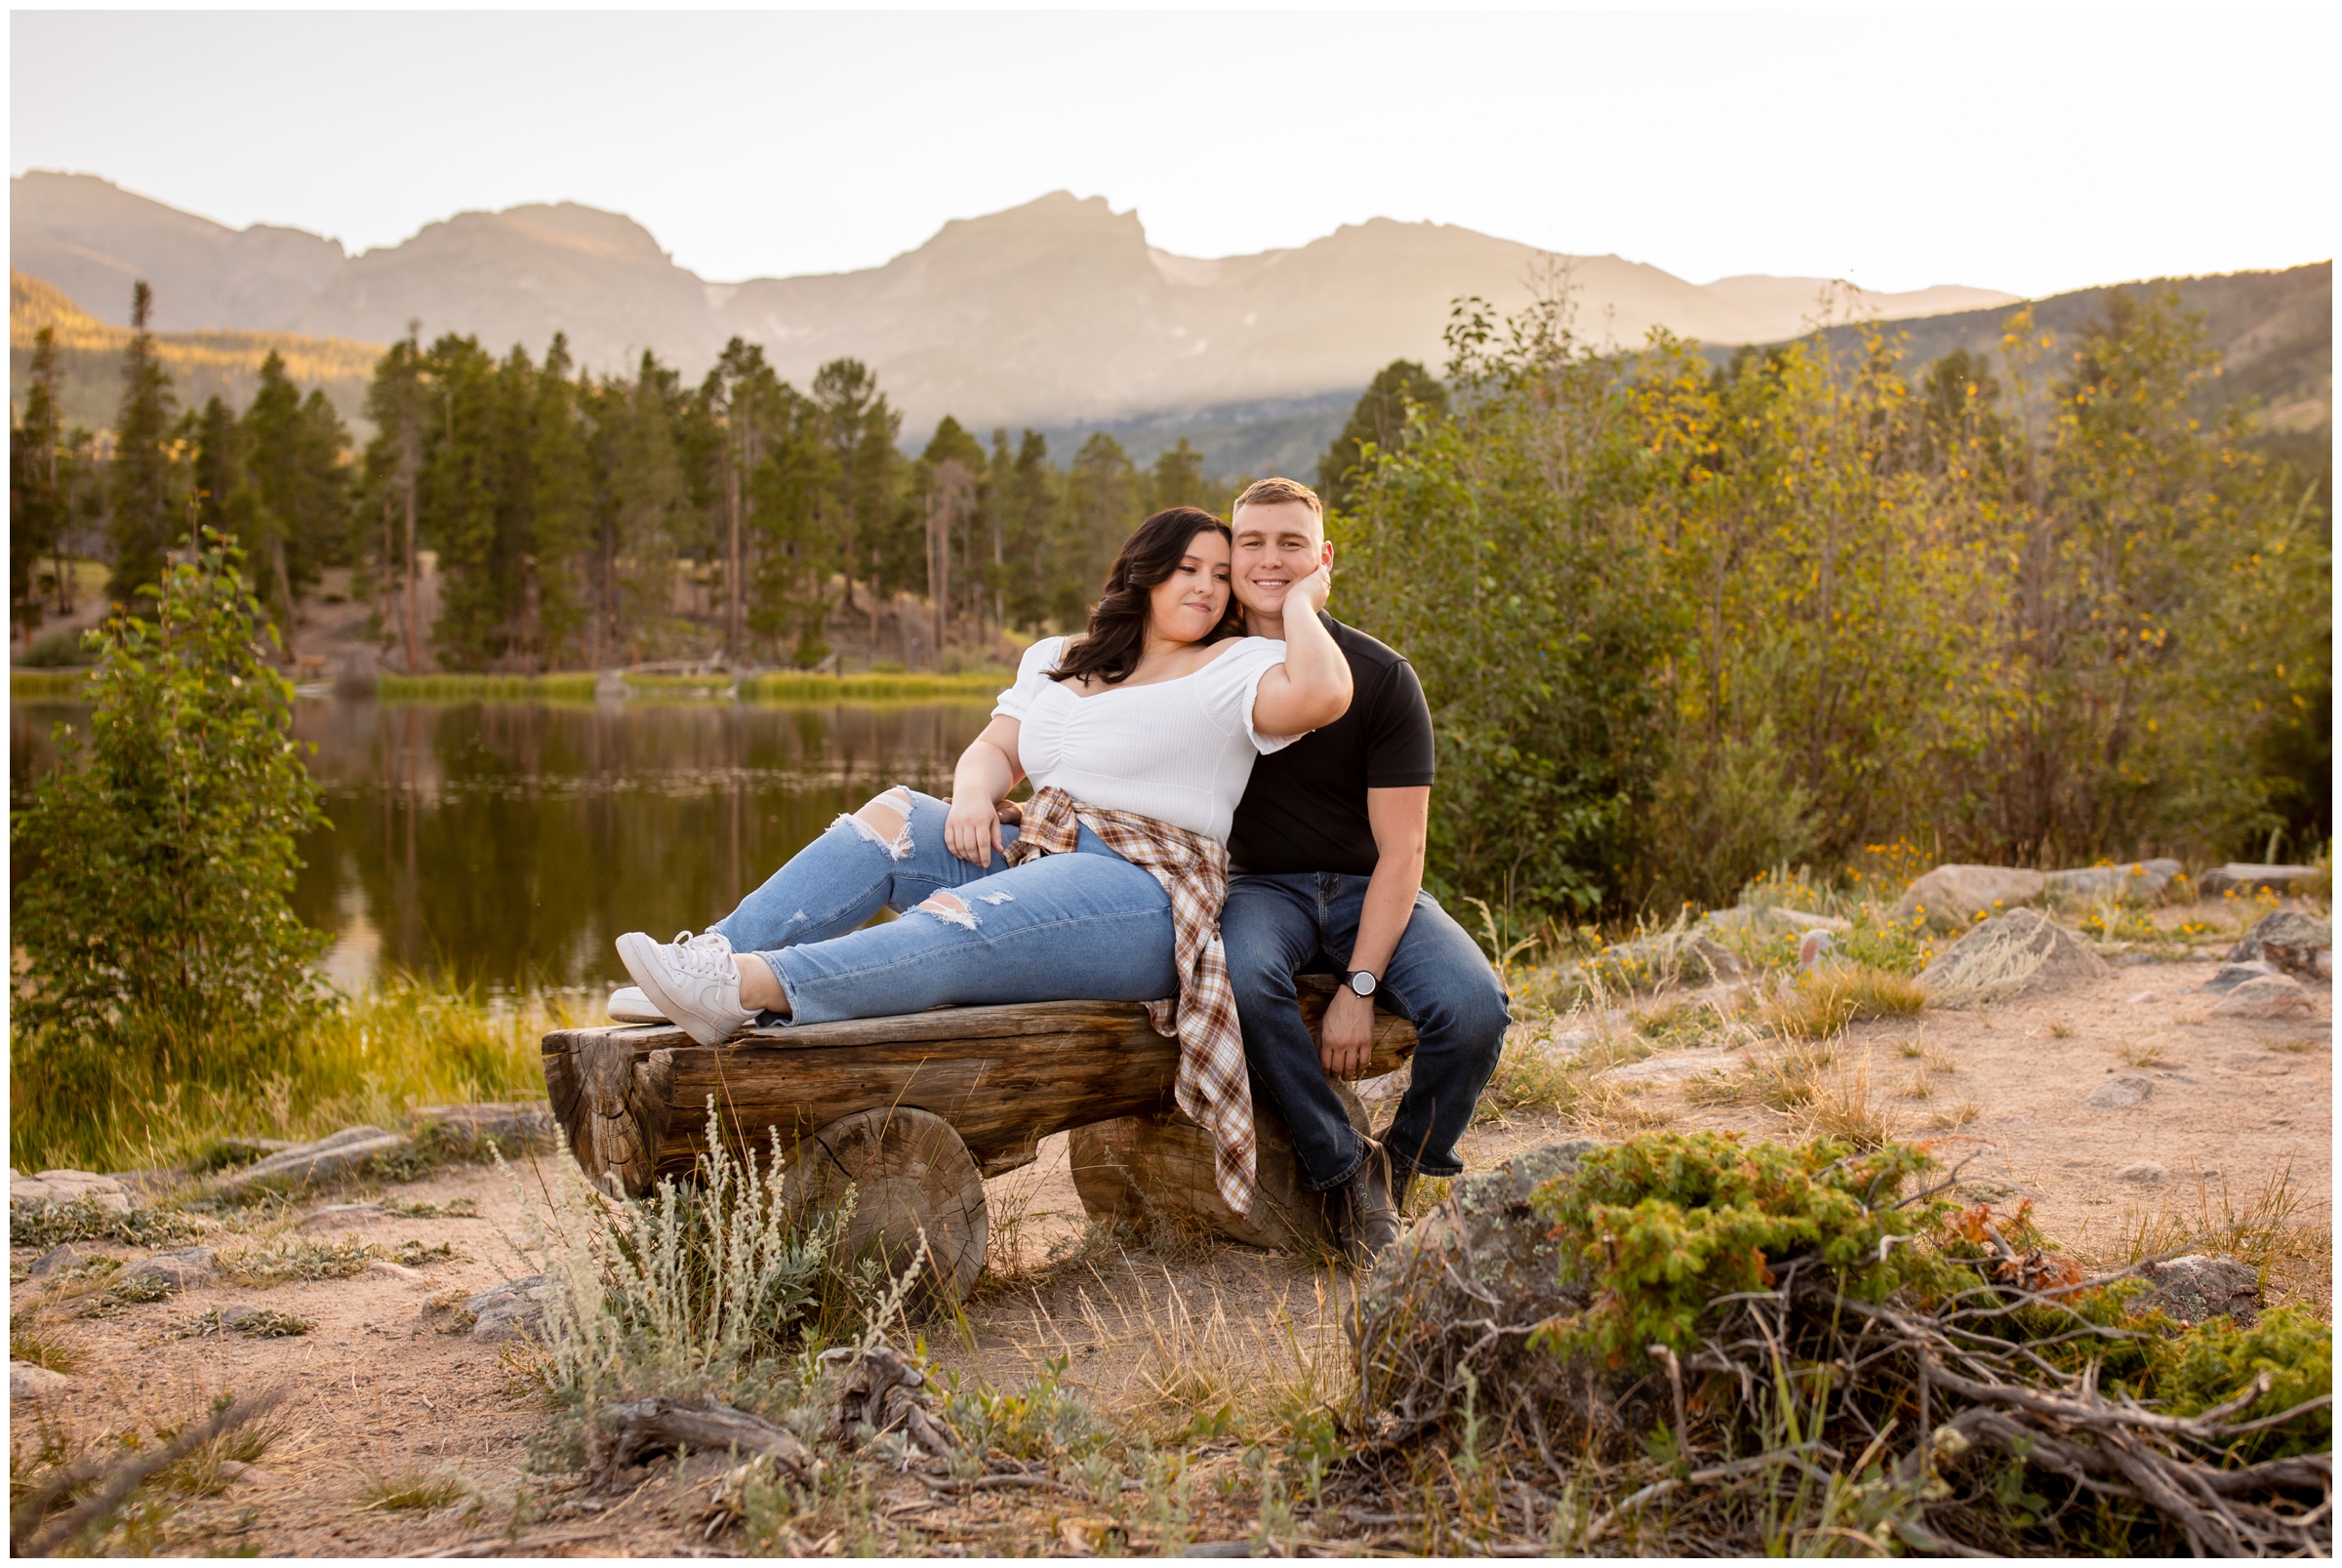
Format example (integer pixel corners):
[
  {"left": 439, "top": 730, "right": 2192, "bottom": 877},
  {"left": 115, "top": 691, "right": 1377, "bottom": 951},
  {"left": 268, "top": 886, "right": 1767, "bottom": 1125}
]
[{"left": 992, "top": 635, "right": 1300, "bottom": 846}]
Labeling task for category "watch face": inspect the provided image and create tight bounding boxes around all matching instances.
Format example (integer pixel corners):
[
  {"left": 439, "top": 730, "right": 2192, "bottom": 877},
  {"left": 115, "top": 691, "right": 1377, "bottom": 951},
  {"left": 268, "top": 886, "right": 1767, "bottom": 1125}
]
[{"left": 1350, "top": 972, "right": 1374, "bottom": 996}]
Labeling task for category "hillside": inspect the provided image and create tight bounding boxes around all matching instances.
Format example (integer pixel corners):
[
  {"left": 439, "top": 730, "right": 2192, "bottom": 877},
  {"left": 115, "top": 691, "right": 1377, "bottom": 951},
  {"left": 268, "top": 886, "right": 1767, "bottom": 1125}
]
[
  {"left": 1796, "top": 261, "right": 2331, "bottom": 437},
  {"left": 13, "top": 173, "right": 2013, "bottom": 436},
  {"left": 9, "top": 271, "right": 381, "bottom": 433},
  {"left": 11, "top": 170, "right": 345, "bottom": 332}
]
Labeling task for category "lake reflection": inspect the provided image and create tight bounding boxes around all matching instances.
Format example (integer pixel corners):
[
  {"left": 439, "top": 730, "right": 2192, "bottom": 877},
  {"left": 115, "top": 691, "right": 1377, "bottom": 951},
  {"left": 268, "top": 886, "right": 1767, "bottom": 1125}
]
[{"left": 9, "top": 697, "right": 994, "bottom": 992}]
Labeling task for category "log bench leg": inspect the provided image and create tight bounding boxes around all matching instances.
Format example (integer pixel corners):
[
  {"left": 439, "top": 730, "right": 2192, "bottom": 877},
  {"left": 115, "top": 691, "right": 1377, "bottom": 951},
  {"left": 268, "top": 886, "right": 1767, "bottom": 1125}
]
[
  {"left": 1069, "top": 1083, "right": 1369, "bottom": 1254},
  {"left": 782, "top": 1106, "right": 989, "bottom": 1301}
]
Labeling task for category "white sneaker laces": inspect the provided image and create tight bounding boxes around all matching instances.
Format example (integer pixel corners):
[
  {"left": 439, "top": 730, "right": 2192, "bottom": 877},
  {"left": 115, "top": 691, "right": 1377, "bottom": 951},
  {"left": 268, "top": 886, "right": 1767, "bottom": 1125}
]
[{"left": 666, "top": 930, "right": 738, "bottom": 985}]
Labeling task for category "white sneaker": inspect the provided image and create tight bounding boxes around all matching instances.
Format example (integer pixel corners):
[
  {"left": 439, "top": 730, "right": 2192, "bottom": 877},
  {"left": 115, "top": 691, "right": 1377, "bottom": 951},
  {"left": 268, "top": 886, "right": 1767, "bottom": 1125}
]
[
  {"left": 607, "top": 985, "right": 667, "bottom": 1025},
  {"left": 615, "top": 930, "right": 754, "bottom": 1047}
]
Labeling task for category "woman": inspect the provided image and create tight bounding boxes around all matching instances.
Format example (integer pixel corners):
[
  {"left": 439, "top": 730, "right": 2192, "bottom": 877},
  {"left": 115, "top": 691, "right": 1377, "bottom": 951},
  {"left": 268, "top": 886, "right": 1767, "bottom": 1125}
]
[{"left": 612, "top": 506, "right": 1349, "bottom": 1209}]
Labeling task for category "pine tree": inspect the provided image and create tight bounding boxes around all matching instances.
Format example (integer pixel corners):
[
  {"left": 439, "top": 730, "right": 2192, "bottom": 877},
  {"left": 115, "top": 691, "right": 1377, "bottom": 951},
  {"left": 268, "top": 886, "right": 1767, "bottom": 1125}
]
[
  {"left": 360, "top": 327, "right": 430, "bottom": 670},
  {"left": 1146, "top": 436, "right": 1210, "bottom": 513},
  {"left": 1317, "top": 359, "right": 1449, "bottom": 512},
  {"left": 244, "top": 350, "right": 351, "bottom": 652},
  {"left": 528, "top": 334, "right": 595, "bottom": 669},
  {"left": 10, "top": 327, "right": 65, "bottom": 642},
  {"left": 107, "top": 281, "right": 181, "bottom": 604},
  {"left": 1060, "top": 433, "right": 1138, "bottom": 623}
]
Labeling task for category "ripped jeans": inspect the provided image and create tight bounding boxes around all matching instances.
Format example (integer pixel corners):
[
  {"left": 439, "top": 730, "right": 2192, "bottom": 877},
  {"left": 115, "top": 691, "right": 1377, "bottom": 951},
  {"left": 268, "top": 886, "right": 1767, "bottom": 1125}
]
[{"left": 707, "top": 786, "right": 1179, "bottom": 1025}]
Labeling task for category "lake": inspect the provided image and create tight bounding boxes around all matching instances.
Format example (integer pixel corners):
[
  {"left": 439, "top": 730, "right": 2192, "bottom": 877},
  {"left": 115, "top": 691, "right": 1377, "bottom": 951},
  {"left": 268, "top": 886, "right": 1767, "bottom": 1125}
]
[{"left": 8, "top": 696, "right": 995, "bottom": 995}]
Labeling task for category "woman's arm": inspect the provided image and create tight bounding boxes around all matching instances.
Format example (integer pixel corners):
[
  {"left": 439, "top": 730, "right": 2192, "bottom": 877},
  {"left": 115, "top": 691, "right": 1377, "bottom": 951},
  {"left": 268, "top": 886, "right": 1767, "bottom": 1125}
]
[
  {"left": 1248, "top": 565, "right": 1352, "bottom": 736},
  {"left": 945, "top": 716, "right": 1025, "bottom": 865}
]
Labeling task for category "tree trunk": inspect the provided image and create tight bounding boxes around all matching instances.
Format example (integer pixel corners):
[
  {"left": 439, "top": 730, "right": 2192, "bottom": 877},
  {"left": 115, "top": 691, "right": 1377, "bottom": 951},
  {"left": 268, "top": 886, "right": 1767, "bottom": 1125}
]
[
  {"left": 1070, "top": 1081, "right": 1369, "bottom": 1253},
  {"left": 782, "top": 1106, "right": 988, "bottom": 1301}
]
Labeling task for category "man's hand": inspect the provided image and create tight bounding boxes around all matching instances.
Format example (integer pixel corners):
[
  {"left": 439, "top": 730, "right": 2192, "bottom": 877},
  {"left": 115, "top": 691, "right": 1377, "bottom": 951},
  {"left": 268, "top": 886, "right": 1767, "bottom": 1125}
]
[{"left": 1320, "top": 988, "right": 1377, "bottom": 1079}]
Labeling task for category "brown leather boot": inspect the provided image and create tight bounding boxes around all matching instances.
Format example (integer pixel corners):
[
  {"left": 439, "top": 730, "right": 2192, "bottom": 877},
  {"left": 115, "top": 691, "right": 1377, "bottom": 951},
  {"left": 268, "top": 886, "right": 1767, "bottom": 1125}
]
[{"left": 1325, "top": 1137, "right": 1401, "bottom": 1270}]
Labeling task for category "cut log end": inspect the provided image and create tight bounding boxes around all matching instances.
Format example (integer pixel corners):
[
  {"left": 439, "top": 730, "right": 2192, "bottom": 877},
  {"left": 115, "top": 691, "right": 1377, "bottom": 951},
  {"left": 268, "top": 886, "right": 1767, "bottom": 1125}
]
[{"left": 783, "top": 1106, "right": 988, "bottom": 1302}]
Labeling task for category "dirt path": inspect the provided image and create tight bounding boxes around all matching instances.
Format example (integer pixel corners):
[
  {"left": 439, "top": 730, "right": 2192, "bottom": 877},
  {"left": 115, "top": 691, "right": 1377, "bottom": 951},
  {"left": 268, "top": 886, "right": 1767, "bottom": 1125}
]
[{"left": 11, "top": 903, "right": 2328, "bottom": 1555}]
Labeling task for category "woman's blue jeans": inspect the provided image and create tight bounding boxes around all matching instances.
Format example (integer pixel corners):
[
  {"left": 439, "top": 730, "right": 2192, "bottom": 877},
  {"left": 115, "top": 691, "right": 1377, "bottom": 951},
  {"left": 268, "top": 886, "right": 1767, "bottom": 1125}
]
[{"left": 707, "top": 786, "right": 1178, "bottom": 1025}]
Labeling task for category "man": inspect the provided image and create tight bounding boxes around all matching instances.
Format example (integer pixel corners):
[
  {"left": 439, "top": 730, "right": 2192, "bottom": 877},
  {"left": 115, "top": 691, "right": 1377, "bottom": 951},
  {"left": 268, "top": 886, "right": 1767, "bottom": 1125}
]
[{"left": 1221, "top": 476, "right": 1509, "bottom": 1266}]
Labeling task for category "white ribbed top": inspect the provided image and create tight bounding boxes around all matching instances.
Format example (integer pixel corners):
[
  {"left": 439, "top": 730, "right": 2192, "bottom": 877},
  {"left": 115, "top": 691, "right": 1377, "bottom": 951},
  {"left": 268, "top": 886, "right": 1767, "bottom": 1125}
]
[{"left": 992, "top": 635, "right": 1299, "bottom": 845}]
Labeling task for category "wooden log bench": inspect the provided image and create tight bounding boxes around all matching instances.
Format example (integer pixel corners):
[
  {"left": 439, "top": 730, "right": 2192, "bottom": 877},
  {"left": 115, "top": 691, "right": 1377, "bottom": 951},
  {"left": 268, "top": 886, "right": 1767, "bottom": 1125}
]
[{"left": 541, "top": 975, "right": 1417, "bottom": 1297}]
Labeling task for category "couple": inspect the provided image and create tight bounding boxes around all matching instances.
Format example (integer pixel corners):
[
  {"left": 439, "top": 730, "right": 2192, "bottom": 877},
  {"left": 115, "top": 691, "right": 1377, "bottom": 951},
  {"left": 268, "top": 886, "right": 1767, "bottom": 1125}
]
[{"left": 609, "top": 477, "right": 1509, "bottom": 1266}]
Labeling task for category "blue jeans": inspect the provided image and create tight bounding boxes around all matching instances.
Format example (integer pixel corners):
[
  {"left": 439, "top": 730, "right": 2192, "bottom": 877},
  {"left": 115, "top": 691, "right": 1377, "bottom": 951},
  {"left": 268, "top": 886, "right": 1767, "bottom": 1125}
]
[
  {"left": 708, "top": 787, "right": 1178, "bottom": 1025},
  {"left": 1222, "top": 873, "right": 1510, "bottom": 1190}
]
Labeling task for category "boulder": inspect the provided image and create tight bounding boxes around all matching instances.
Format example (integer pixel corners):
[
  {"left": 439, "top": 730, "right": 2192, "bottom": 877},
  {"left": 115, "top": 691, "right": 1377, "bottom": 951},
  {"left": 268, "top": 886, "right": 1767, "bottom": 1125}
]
[
  {"left": 27, "top": 1244, "right": 93, "bottom": 1277},
  {"left": 2226, "top": 911, "right": 2333, "bottom": 983},
  {"left": 1918, "top": 907, "right": 2110, "bottom": 1007},
  {"left": 120, "top": 1247, "right": 219, "bottom": 1289},
  {"left": 1353, "top": 1141, "right": 1611, "bottom": 1436},
  {"left": 1595, "top": 1047, "right": 1738, "bottom": 1087},
  {"left": 2199, "top": 864, "right": 2325, "bottom": 898},
  {"left": 2044, "top": 859, "right": 2183, "bottom": 903},
  {"left": 2209, "top": 974, "right": 2315, "bottom": 1020},
  {"left": 2203, "top": 960, "right": 2281, "bottom": 993},
  {"left": 2135, "top": 1253, "right": 2259, "bottom": 1326},
  {"left": 11, "top": 1170, "right": 132, "bottom": 1215},
  {"left": 11, "top": 1362, "right": 71, "bottom": 1399},
  {"left": 466, "top": 1275, "right": 547, "bottom": 1343},
  {"left": 413, "top": 1103, "right": 557, "bottom": 1151},
  {"left": 2088, "top": 1076, "right": 2153, "bottom": 1110},
  {"left": 297, "top": 1202, "right": 388, "bottom": 1231},
  {"left": 1797, "top": 929, "right": 1836, "bottom": 971},
  {"left": 1582, "top": 930, "right": 1744, "bottom": 993},
  {"left": 2114, "top": 1162, "right": 2166, "bottom": 1185},
  {"left": 211, "top": 1127, "right": 411, "bottom": 1194},
  {"left": 1893, "top": 865, "right": 2048, "bottom": 931}
]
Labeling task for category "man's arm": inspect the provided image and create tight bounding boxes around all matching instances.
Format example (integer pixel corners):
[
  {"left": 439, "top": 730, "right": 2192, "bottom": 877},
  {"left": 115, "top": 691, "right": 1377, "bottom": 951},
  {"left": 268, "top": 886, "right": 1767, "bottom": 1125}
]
[{"left": 1320, "top": 785, "right": 1430, "bottom": 1077}]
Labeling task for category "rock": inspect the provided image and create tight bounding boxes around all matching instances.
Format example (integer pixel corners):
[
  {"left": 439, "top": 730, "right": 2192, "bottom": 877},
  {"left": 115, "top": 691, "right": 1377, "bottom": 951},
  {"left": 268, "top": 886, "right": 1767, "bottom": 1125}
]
[
  {"left": 2199, "top": 864, "right": 2325, "bottom": 899},
  {"left": 297, "top": 1202, "right": 388, "bottom": 1231},
  {"left": 1918, "top": 907, "right": 2110, "bottom": 1007},
  {"left": 1797, "top": 929, "right": 1836, "bottom": 971},
  {"left": 11, "top": 1362, "right": 71, "bottom": 1398},
  {"left": 27, "top": 1244, "right": 92, "bottom": 1277},
  {"left": 466, "top": 1276, "right": 547, "bottom": 1343},
  {"left": 1772, "top": 908, "right": 1850, "bottom": 934},
  {"left": 211, "top": 1127, "right": 410, "bottom": 1194},
  {"left": 2135, "top": 1253, "right": 2259, "bottom": 1326},
  {"left": 1596, "top": 1047, "right": 1738, "bottom": 1087},
  {"left": 2209, "top": 974, "right": 2316, "bottom": 1020},
  {"left": 1893, "top": 865, "right": 2048, "bottom": 931},
  {"left": 121, "top": 1247, "right": 219, "bottom": 1288},
  {"left": 413, "top": 1103, "right": 557, "bottom": 1151},
  {"left": 2203, "top": 960, "right": 2281, "bottom": 993},
  {"left": 2088, "top": 1076, "right": 2153, "bottom": 1110},
  {"left": 2044, "top": 859, "right": 2183, "bottom": 902},
  {"left": 1583, "top": 930, "right": 1744, "bottom": 993},
  {"left": 2115, "top": 1162, "right": 2166, "bottom": 1185},
  {"left": 2226, "top": 911, "right": 2333, "bottom": 983},
  {"left": 11, "top": 1170, "right": 133, "bottom": 1215},
  {"left": 1353, "top": 1141, "right": 1612, "bottom": 1436}
]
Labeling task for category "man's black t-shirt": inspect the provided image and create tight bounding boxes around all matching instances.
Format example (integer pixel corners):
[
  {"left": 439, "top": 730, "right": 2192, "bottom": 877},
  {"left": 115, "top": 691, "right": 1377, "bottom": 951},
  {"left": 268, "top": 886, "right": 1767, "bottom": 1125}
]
[{"left": 1228, "top": 614, "right": 1434, "bottom": 876}]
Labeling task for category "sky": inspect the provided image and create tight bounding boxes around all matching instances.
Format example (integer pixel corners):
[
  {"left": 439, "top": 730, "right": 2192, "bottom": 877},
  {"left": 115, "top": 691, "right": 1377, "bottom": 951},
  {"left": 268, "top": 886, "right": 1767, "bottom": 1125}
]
[{"left": 10, "top": 9, "right": 2335, "bottom": 300}]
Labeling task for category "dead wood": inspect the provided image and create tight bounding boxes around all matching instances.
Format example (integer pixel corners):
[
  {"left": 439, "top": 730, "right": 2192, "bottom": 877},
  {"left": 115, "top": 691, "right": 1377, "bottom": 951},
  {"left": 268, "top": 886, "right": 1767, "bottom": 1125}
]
[{"left": 586, "top": 1398, "right": 812, "bottom": 1492}]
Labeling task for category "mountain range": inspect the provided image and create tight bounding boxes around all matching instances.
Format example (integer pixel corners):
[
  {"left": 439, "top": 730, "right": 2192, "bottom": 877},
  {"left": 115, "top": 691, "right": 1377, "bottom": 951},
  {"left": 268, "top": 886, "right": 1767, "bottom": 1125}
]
[{"left": 12, "top": 172, "right": 2014, "bottom": 435}]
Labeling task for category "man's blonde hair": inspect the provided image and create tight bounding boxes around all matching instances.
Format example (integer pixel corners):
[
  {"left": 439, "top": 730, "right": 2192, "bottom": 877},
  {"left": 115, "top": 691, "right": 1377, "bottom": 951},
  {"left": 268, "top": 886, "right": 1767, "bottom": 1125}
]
[{"left": 1232, "top": 476, "right": 1323, "bottom": 521}]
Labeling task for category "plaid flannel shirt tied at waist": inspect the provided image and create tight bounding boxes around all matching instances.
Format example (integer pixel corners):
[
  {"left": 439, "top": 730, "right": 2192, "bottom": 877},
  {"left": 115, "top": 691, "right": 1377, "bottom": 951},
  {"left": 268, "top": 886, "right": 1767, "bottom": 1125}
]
[{"left": 1003, "top": 784, "right": 1258, "bottom": 1216}]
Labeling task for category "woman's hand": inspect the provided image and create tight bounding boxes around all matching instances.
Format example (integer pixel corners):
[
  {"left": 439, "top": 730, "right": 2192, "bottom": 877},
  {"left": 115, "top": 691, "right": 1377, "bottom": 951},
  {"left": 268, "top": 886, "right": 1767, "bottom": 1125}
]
[
  {"left": 945, "top": 794, "right": 1006, "bottom": 866},
  {"left": 1287, "top": 557, "right": 1333, "bottom": 617}
]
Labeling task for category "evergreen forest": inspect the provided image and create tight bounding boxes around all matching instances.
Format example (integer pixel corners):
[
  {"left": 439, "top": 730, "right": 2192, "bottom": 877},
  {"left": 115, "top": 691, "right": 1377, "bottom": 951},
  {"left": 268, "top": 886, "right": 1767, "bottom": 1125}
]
[{"left": 9, "top": 274, "right": 2331, "bottom": 912}]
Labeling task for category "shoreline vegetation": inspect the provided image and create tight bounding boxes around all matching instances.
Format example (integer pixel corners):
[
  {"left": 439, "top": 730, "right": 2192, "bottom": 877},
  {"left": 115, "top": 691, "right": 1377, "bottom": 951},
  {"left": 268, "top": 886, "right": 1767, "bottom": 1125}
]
[{"left": 13, "top": 666, "right": 1012, "bottom": 704}]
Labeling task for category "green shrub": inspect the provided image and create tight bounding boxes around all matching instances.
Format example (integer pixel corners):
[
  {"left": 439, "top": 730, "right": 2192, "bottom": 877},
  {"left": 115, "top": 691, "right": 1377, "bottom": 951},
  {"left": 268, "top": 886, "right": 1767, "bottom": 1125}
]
[
  {"left": 10, "top": 529, "right": 327, "bottom": 1061},
  {"left": 1530, "top": 1131, "right": 1946, "bottom": 1365},
  {"left": 17, "top": 627, "right": 88, "bottom": 667},
  {"left": 2146, "top": 1306, "right": 2332, "bottom": 1464}
]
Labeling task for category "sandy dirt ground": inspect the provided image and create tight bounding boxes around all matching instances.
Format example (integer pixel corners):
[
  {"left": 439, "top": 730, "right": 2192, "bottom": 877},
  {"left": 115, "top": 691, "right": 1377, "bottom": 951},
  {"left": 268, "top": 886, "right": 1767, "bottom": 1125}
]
[{"left": 10, "top": 902, "right": 2327, "bottom": 1556}]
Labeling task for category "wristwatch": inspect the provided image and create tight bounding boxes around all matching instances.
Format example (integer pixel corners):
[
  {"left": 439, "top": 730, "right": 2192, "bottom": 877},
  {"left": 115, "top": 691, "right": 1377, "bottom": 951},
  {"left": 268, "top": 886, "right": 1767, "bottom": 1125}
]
[{"left": 1345, "top": 970, "right": 1378, "bottom": 999}]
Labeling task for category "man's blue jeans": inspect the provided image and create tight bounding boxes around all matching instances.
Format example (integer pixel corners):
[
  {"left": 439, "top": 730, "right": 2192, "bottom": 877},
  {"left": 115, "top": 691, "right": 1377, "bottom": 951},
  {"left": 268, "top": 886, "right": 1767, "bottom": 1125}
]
[{"left": 1222, "top": 873, "right": 1510, "bottom": 1190}]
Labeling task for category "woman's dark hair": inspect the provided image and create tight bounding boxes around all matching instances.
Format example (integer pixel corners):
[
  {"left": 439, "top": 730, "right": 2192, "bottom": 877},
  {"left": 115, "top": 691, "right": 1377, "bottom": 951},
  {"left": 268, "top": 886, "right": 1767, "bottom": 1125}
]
[{"left": 1051, "top": 506, "right": 1240, "bottom": 687}]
